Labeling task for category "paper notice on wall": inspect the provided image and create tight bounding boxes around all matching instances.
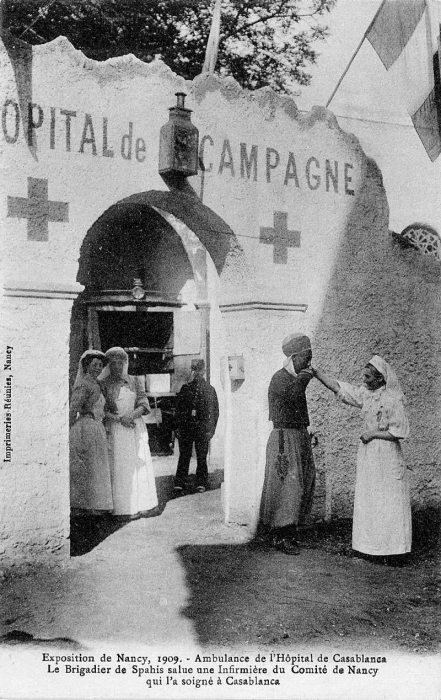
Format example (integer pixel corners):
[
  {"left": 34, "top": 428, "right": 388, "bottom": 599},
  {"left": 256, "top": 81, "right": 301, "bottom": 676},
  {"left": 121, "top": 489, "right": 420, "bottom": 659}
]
[
  {"left": 173, "top": 309, "right": 201, "bottom": 355},
  {"left": 146, "top": 374, "right": 170, "bottom": 393},
  {"left": 144, "top": 408, "right": 162, "bottom": 424}
]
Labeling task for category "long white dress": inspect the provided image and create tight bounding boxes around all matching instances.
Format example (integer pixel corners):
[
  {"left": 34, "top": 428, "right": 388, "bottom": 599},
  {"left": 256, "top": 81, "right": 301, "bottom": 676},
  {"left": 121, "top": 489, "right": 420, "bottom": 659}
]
[
  {"left": 337, "top": 382, "right": 411, "bottom": 555},
  {"left": 106, "top": 382, "right": 158, "bottom": 517}
]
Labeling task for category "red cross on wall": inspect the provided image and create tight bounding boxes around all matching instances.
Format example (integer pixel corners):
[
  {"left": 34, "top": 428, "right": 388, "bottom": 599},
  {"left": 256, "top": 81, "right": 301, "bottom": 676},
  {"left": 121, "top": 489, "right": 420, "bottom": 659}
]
[
  {"left": 7, "top": 177, "right": 69, "bottom": 241},
  {"left": 260, "top": 211, "right": 300, "bottom": 264}
]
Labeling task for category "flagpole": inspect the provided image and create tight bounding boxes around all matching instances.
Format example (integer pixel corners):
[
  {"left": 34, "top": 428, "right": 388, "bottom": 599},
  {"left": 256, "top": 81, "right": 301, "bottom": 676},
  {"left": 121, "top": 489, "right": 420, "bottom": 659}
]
[
  {"left": 202, "top": 0, "right": 222, "bottom": 74},
  {"left": 325, "top": 0, "right": 387, "bottom": 107}
]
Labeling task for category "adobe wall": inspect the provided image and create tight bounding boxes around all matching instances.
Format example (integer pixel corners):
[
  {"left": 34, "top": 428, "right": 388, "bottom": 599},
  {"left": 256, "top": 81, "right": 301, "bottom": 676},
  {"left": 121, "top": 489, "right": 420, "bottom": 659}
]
[{"left": 0, "top": 33, "right": 438, "bottom": 566}]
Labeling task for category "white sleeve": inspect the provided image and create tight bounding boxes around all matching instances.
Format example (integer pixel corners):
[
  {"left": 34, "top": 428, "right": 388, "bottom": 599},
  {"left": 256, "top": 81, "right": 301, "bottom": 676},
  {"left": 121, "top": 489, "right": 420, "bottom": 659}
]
[
  {"left": 336, "top": 381, "right": 366, "bottom": 409},
  {"left": 387, "top": 398, "right": 410, "bottom": 439}
]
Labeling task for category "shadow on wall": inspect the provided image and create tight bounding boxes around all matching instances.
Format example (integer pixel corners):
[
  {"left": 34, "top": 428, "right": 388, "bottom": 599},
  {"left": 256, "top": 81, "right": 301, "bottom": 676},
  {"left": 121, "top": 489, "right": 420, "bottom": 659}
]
[{"left": 309, "top": 157, "right": 441, "bottom": 519}]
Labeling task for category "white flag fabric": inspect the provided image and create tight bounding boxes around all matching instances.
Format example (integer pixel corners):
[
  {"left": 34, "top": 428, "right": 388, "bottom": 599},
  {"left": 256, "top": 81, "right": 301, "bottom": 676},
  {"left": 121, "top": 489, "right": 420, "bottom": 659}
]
[
  {"left": 366, "top": 0, "right": 441, "bottom": 161},
  {"left": 202, "top": 0, "right": 222, "bottom": 74}
]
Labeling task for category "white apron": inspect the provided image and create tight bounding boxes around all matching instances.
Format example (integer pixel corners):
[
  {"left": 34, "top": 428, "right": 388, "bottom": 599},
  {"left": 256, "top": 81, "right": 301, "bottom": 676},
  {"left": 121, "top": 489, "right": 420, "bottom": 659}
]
[{"left": 108, "top": 385, "right": 158, "bottom": 516}]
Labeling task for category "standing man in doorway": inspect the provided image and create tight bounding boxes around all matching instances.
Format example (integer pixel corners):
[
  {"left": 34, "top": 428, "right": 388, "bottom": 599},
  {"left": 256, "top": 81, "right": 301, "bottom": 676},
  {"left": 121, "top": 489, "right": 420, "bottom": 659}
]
[{"left": 173, "top": 359, "right": 219, "bottom": 496}]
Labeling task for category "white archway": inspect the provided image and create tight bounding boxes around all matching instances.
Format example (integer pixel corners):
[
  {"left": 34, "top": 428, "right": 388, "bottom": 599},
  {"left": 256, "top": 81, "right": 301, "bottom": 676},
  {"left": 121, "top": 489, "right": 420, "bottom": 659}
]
[{"left": 70, "top": 198, "right": 234, "bottom": 530}]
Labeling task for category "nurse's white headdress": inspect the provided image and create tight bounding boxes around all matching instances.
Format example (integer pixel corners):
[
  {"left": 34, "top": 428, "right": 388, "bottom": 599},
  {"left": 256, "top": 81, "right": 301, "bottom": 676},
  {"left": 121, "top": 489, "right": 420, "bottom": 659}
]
[
  {"left": 368, "top": 355, "right": 405, "bottom": 402},
  {"left": 74, "top": 349, "right": 107, "bottom": 387},
  {"left": 98, "top": 347, "right": 129, "bottom": 380}
]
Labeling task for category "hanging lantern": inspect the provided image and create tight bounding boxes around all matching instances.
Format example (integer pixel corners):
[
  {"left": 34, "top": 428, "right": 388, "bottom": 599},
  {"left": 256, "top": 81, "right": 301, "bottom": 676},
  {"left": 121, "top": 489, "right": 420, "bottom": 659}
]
[{"left": 159, "top": 92, "right": 199, "bottom": 177}]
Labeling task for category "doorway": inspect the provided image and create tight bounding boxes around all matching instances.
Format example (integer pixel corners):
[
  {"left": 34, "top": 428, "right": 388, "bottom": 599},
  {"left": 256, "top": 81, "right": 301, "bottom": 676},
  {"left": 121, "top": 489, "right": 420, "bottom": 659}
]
[{"left": 70, "top": 198, "right": 230, "bottom": 500}]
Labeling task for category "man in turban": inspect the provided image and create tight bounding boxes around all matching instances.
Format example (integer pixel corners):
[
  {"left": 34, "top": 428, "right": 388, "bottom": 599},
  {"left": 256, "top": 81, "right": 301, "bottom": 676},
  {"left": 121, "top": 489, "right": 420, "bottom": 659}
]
[{"left": 259, "top": 333, "right": 316, "bottom": 555}]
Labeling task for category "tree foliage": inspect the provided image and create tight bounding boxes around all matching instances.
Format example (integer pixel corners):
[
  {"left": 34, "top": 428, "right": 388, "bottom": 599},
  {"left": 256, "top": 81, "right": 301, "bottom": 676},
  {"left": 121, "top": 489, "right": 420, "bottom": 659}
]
[{"left": 3, "top": 0, "right": 336, "bottom": 94}]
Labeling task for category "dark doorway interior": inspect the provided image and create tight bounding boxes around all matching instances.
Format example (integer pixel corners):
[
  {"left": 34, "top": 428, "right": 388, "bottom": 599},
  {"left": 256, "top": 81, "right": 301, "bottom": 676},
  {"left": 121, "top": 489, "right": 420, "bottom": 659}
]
[
  {"left": 70, "top": 204, "right": 197, "bottom": 457},
  {"left": 97, "top": 310, "right": 173, "bottom": 375}
]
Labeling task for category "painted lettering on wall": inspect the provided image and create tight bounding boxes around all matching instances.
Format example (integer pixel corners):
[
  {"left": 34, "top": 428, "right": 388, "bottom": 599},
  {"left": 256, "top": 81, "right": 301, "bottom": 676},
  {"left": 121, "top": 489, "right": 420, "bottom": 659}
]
[
  {"left": 0, "top": 99, "right": 356, "bottom": 196},
  {"left": 1, "top": 100, "right": 147, "bottom": 163},
  {"left": 200, "top": 135, "right": 356, "bottom": 196}
]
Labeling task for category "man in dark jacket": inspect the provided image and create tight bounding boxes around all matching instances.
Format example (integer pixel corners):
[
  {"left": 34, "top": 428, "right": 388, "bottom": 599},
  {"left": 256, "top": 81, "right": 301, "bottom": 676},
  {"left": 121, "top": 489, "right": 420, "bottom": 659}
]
[{"left": 173, "top": 359, "right": 219, "bottom": 495}]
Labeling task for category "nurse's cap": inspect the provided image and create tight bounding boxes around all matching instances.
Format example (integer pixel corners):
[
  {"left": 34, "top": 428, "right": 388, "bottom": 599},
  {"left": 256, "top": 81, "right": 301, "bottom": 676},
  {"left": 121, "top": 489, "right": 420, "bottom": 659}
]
[{"left": 282, "top": 333, "right": 311, "bottom": 358}]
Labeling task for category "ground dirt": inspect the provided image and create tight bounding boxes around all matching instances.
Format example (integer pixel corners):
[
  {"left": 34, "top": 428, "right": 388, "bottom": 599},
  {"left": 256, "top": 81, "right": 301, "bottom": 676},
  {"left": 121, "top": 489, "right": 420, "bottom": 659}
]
[{"left": 1, "top": 485, "right": 439, "bottom": 658}]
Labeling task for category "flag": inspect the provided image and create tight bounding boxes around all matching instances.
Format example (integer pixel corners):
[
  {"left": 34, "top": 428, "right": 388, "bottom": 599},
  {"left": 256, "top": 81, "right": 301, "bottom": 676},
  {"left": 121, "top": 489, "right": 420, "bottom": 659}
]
[
  {"left": 366, "top": 0, "right": 441, "bottom": 161},
  {"left": 202, "top": 0, "right": 222, "bottom": 74}
]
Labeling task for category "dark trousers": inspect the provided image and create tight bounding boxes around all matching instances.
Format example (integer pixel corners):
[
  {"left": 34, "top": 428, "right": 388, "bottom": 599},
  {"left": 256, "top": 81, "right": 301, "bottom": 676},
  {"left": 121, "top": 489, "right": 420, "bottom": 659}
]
[{"left": 175, "top": 428, "right": 209, "bottom": 489}]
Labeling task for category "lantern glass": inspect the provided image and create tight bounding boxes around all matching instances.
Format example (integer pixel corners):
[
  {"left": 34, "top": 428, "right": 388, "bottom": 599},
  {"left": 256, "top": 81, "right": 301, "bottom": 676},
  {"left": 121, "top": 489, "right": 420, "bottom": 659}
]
[{"left": 159, "top": 93, "right": 199, "bottom": 177}]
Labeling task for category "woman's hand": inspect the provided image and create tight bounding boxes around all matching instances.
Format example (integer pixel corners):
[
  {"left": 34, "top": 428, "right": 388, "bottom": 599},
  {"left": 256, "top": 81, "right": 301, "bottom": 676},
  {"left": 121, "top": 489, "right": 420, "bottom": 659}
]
[
  {"left": 361, "top": 429, "right": 397, "bottom": 444},
  {"left": 120, "top": 413, "right": 136, "bottom": 428},
  {"left": 105, "top": 412, "right": 120, "bottom": 422}
]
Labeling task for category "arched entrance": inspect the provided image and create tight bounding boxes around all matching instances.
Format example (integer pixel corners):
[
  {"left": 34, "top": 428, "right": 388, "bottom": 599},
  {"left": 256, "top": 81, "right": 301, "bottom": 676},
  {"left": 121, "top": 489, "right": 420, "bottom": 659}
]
[{"left": 70, "top": 191, "right": 241, "bottom": 523}]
